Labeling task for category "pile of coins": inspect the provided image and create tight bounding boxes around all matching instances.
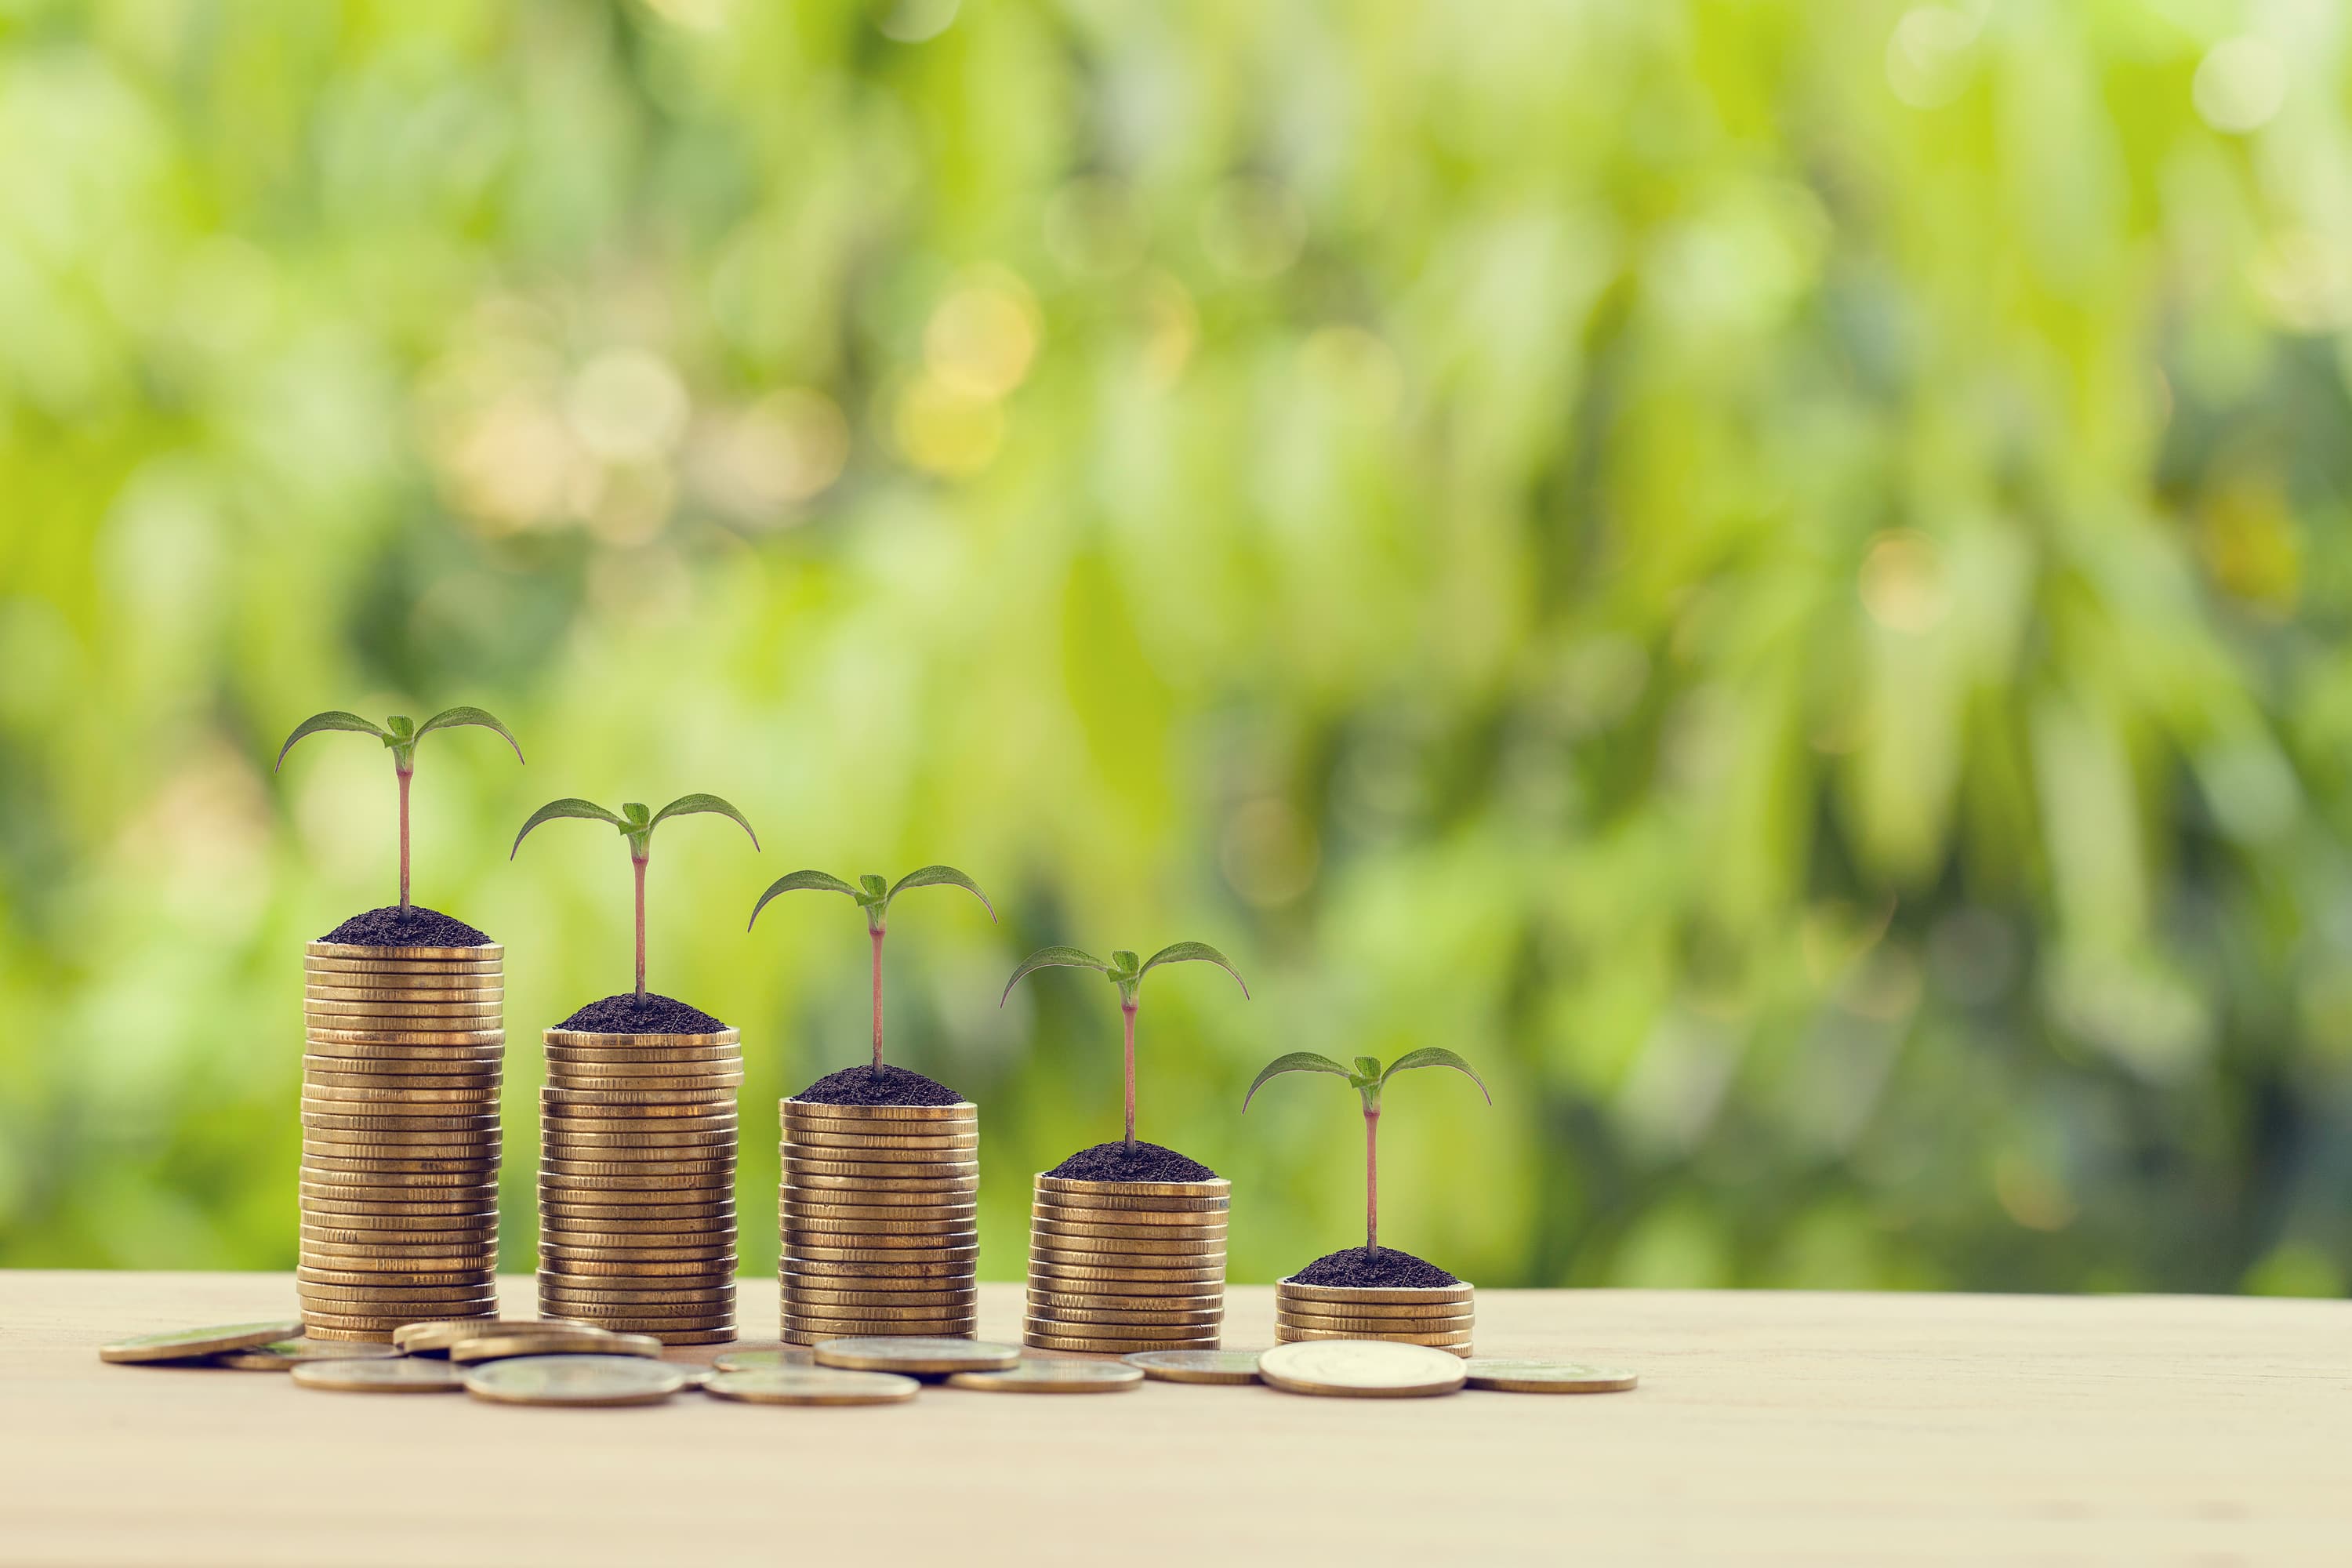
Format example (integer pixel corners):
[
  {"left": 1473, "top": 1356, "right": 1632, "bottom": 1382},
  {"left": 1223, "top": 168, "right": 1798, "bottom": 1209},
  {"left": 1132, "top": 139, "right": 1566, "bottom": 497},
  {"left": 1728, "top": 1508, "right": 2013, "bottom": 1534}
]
[
  {"left": 299, "top": 940, "right": 504, "bottom": 1341},
  {"left": 538, "top": 1025, "right": 741, "bottom": 1345},
  {"left": 1274, "top": 1276, "right": 1475, "bottom": 1356},
  {"left": 1023, "top": 1174, "right": 1229, "bottom": 1354},
  {"left": 779, "top": 1099, "right": 978, "bottom": 1345}
]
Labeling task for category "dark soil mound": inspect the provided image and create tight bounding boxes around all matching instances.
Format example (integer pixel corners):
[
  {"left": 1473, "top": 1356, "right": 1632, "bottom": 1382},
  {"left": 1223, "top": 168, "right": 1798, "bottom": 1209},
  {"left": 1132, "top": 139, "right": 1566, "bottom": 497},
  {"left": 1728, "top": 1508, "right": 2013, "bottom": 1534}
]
[
  {"left": 793, "top": 1064, "right": 967, "bottom": 1106},
  {"left": 1047, "top": 1141, "right": 1218, "bottom": 1184},
  {"left": 320, "top": 905, "right": 492, "bottom": 948},
  {"left": 1294, "top": 1246, "right": 1461, "bottom": 1289},
  {"left": 558, "top": 993, "right": 728, "bottom": 1035}
]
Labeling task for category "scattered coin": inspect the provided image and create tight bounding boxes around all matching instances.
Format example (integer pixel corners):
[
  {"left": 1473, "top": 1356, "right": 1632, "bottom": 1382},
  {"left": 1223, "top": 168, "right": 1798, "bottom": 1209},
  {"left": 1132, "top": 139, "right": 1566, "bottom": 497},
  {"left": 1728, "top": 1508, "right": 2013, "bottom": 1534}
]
[
  {"left": 463, "top": 1354, "right": 691, "bottom": 1406},
  {"left": 946, "top": 1357, "right": 1144, "bottom": 1394},
  {"left": 1463, "top": 1359, "right": 1639, "bottom": 1393},
  {"left": 394, "top": 1318, "right": 568, "bottom": 1354},
  {"left": 451, "top": 1327, "right": 662, "bottom": 1363},
  {"left": 1258, "top": 1340, "right": 1468, "bottom": 1398},
  {"left": 1123, "top": 1349, "right": 1264, "bottom": 1385},
  {"left": 811, "top": 1337, "right": 1018, "bottom": 1375},
  {"left": 704, "top": 1367, "right": 921, "bottom": 1406},
  {"left": 291, "top": 1357, "right": 466, "bottom": 1392},
  {"left": 712, "top": 1347, "right": 815, "bottom": 1372},
  {"left": 100, "top": 1320, "right": 307, "bottom": 1365},
  {"left": 212, "top": 1339, "right": 405, "bottom": 1370}
]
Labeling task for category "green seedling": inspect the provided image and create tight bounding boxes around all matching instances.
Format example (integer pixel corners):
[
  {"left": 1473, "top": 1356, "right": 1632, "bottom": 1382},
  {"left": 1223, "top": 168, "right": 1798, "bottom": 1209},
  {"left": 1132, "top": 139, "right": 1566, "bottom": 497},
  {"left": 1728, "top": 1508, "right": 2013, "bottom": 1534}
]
[
  {"left": 747, "top": 867, "right": 996, "bottom": 1073},
  {"left": 1243, "top": 1049, "right": 1489, "bottom": 1251},
  {"left": 512, "top": 794, "right": 759, "bottom": 999},
  {"left": 275, "top": 707, "right": 524, "bottom": 913},
  {"left": 1002, "top": 943, "right": 1248, "bottom": 1147}
]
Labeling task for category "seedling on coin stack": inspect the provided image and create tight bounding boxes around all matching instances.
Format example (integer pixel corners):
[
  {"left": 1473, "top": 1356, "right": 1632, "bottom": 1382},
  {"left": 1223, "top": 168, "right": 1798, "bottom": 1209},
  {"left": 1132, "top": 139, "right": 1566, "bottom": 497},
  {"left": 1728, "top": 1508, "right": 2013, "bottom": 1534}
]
[
  {"left": 274, "top": 705, "right": 523, "bottom": 1341},
  {"left": 1244, "top": 1047, "right": 1489, "bottom": 1356},
  {"left": 513, "top": 792, "right": 760, "bottom": 1345},
  {"left": 750, "top": 866, "right": 994, "bottom": 1345},
  {"left": 1000, "top": 941, "right": 1247, "bottom": 1355}
]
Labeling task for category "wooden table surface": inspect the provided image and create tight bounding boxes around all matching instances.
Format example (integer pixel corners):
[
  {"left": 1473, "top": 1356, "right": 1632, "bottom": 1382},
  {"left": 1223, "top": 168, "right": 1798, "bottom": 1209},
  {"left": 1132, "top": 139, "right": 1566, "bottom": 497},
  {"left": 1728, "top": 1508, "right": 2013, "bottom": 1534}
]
[{"left": 2, "top": 1272, "right": 2344, "bottom": 1566}]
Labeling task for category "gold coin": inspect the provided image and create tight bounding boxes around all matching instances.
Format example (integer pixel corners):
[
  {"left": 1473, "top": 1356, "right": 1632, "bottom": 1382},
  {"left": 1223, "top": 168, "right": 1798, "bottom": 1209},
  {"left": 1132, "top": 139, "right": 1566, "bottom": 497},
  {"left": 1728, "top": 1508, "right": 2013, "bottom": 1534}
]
[
  {"left": 775, "top": 1183, "right": 971, "bottom": 1207},
  {"left": 1273, "top": 1290, "right": 1476, "bottom": 1319},
  {"left": 1025, "top": 1257, "right": 1225, "bottom": 1283},
  {"left": 451, "top": 1328, "right": 660, "bottom": 1363},
  {"left": 1027, "top": 1232, "right": 1225, "bottom": 1258},
  {"left": 1024, "top": 1271, "right": 1221, "bottom": 1298},
  {"left": 303, "top": 1112, "right": 499, "bottom": 1132},
  {"left": 787, "top": 1244, "right": 977, "bottom": 1265},
  {"left": 812, "top": 1337, "right": 1015, "bottom": 1374},
  {"left": 1279, "top": 1307, "right": 1475, "bottom": 1333},
  {"left": 1031, "top": 1218, "right": 1229, "bottom": 1244},
  {"left": 782, "top": 1219, "right": 976, "bottom": 1242},
  {"left": 1276, "top": 1276, "right": 1474, "bottom": 1305},
  {"left": 301, "top": 1158, "right": 499, "bottom": 1178},
  {"left": 704, "top": 1367, "right": 919, "bottom": 1405},
  {"left": 544, "top": 1040, "right": 742, "bottom": 1061},
  {"left": 544, "top": 1076, "right": 742, "bottom": 1096},
  {"left": 712, "top": 1348, "right": 815, "bottom": 1371},
  {"left": 302, "top": 1314, "right": 488, "bottom": 1336},
  {"left": 545, "top": 1305, "right": 735, "bottom": 1327},
  {"left": 310, "top": 939, "right": 504, "bottom": 960},
  {"left": 1462, "top": 1359, "right": 1639, "bottom": 1394},
  {"left": 624, "top": 1327, "right": 735, "bottom": 1346},
  {"left": 539, "top": 1257, "right": 735, "bottom": 1279},
  {"left": 781, "top": 1129, "right": 977, "bottom": 1152},
  {"left": 543, "top": 1025, "right": 739, "bottom": 1047},
  {"left": 303, "top": 1081, "right": 499, "bottom": 1102},
  {"left": 543, "top": 1133, "right": 738, "bottom": 1155},
  {"left": 304, "top": 966, "right": 501, "bottom": 985},
  {"left": 1022, "top": 1330, "right": 1220, "bottom": 1356},
  {"left": 779, "top": 1258, "right": 974, "bottom": 1280},
  {"left": 539, "top": 1207, "right": 735, "bottom": 1229},
  {"left": 946, "top": 1358, "right": 1143, "bottom": 1394},
  {"left": 299, "top": 1224, "right": 499, "bottom": 1247},
  {"left": 784, "top": 1287, "right": 978, "bottom": 1308},
  {"left": 1026, "top": 1289, "right": 1224, "bottom": 1314},
  {"left": 304, "top": 1072, "right": 502, "bottom": 1092},
  {"left": 541, "top": 1157, "right": 733, "bottom": 1179},
  {"left": 782, "top": 1155, "right": 978, "bottom": 1178},
  {"left": 392, "top": 1318, "right": 564, "bottom": 1353},
  {"left": 304, "top": 1033, "right": 503, "bottom": 1053},
  {"left": 305, "top": 1004, "right": 504, "bottom": 1022},
  {"left": 459, "top": 1354, "right": 689, "bottom": 1406},
  {"left": 782, "top": 1306, "right": 975, "bottom": 1330},
  {"left": 1030, "top": 1189, "right": 1229, "bottom": 1214},
  {"left": 544, "top": 1106, "right": 740, "bottom": 1126},
  {"left": 1258, "top": 1340, "right": 1467, "bottom": 1397},
  {"left": 780, "top": 1098, "right": 974, "bottom": 1120},
  {"left": 1275, "top": 1324, "right": 1473, "bottom": 1351},
  {"left": 1036, "top": 1174, "right": 1229, "bottom": 1200},
  {"left": 777, "top": 1298, "right": 969, "bottom": 1323},
  {"left": 1123, "top": 1349, "right": 1263, "bottom": 1385},
  {"left": 212, "top": 1338, "right": 403, "bottom": 1370},
  {"left": 782, "top": 1173, "right": 975, "bottom": 1195},
  {"left": 304, "top": 982, "right": 506, "bottom": 1001},
  {"left": 779, "top": 1201, "right": 977, "bottom": 1221},
  {"left": 1032, "top": 1203, "right": 1229, "bottom": 1227},
  {"left": 299, "top": 1251, "right": 496, "bottom": 1274},
  {"left": 98, "top": 1319, "right": 307, "bottom": 1365},
  {"left": 296, "top": 1213, "right": 498, "bottom": 1236},
  {"left": 289, "top": 1357, "right": 466, "bottom": 1392},
  {"left": 1027, "top": 1303, "right": 1224, "bottom": 1329},
  {"left": 298, "top": 1176, "right": 498, "bottom": 1197},
  {"left": 303, "top": 1194, "right": 498, "bottom": 1214},
  {"left": 298, "top": 1267, "right": 489, "bottom": 1290}
]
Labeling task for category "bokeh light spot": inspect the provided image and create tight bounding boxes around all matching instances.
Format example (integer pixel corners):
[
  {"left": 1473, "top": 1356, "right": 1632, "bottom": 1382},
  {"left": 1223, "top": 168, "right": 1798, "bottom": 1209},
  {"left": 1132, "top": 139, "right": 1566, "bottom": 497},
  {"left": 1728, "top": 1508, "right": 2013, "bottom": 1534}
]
[
  {"left": 564, "top": 349, "right": 691, "bottom": 463},
  {"left": 1885, "top": 7, "right": 1977, "bottom": 109},
  {"left": 2193, "top": 36, "right": 2285, "bottom": 133},
  {"left": 924, "top": 273, "right": 1040, "bottom": 399},
  {"left": 895, "top": 375, "right": 1004, "bottom": 477},
  {"left": 1858, "top": 530, "right": 1950, "bottom": 633}
]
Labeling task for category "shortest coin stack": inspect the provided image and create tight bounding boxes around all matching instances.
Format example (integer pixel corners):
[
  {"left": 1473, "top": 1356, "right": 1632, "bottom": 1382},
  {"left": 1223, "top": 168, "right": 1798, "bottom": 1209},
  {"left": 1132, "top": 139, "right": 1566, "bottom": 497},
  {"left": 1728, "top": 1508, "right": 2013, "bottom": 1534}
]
[
  {"left": 299, "top": 941, "right": 505, "bottom": 1342},
  {"left": 1273, "top": 1276, "right": 1474, "bottom": 1357},
  {"left": 538, "top": 1026, "right": 742, "bottom": 1346},
  {"left": 778, "top": 1099, "right": 978, "bottom": 1346},
  {"left": 1024, "top": 1174, "right": 1229, "bottom": 1354}
]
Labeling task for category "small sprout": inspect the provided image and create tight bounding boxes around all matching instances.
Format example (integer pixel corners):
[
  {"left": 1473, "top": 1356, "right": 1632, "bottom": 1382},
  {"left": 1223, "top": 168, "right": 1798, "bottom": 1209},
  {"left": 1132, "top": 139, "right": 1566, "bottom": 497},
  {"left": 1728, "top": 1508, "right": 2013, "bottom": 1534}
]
[
  {"left": 275, "top": 706, "right": 524, "bottom": 913},
  {"left": 1243, "top": 1048, "right": 1490, "bottom": 1252},
  {"left": 746, "top": 866, "right": 996, "bottom": 1073},
  {"left": 1003, "top": 942, "right": 1248, "bottom": 1148},
  {"left": 512, "top": 793, "right": 759, "bottom": 1000}
]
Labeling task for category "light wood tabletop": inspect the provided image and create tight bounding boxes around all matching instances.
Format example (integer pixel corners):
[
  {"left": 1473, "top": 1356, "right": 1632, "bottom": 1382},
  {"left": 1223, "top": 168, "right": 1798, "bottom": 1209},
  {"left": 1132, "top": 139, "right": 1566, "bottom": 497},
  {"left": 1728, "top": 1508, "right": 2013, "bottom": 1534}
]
[{"left": 2, "top": 1272, "right": 2344, "bottom": 1566}]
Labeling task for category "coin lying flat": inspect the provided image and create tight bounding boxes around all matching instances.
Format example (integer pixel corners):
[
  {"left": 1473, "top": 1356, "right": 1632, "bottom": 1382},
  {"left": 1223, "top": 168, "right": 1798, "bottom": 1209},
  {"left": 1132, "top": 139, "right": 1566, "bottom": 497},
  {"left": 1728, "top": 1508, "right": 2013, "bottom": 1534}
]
[
  {"left": 712, "top": 1348, "right": 815, "bottom": 1372},
  {"left": 1123, "top": 1349, "right": 1264, "bottom": 1385},
  {"left": 291, "top": 1357, "right": 466, "bottom": 1392},
  {"left": 212, "top": 1339, "right": 405, "bottom": 1370},
  {"left": 463, "top": 1354, "right": 691, "bottom": 1406},
  {"left": 704, "top": 1367, "right": 920, "bottom": 1406},
  {"left": 395, "top": 1318, "right": 575, "bottom": 1355},
  {"left": 946, "top": 1357, "right": 1143, "bottom": 1394},
  {"left": 1258, "top": 1339, "right": 1467, "bottom": 1398},
  {"left": 812, "top": 1337, "right": 1018, "bottom": 1375},
  {"left": 451, "top": 1328, "right": 662, "bottom": 1363},
  {"left": 1463, "top": 1359, "right": 1639, "bottom": 1393},
  {"left": 99, "top": 1320, "right": 307, "bottom": 1365}
]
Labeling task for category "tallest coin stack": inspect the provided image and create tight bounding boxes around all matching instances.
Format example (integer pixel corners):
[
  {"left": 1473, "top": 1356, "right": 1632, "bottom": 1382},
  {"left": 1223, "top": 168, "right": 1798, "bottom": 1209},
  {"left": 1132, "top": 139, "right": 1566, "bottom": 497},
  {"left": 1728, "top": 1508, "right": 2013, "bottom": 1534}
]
[{"left": 299, "top": 941, "right": 504, "bottom": 1341}]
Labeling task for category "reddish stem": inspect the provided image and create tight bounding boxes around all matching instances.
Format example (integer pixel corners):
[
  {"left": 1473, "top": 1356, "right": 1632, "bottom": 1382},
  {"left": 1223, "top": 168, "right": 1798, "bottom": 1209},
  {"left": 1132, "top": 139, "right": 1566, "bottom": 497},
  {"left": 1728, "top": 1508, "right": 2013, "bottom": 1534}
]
[
  {"left": 869, "top": 924, "right": 887, "bottom": 1073},
  {"left": 632, "top": 851, "right": 648, "bottom": 999},
  {"left": 1121, "top": 1000, "right": 1138, "bottom": 1146},
  {"left": 396, "top": 764, "right": 412, "bottom": 913},
  {"left": 1366, "top": 1105, "right": 1381, "bottom": 1251}
]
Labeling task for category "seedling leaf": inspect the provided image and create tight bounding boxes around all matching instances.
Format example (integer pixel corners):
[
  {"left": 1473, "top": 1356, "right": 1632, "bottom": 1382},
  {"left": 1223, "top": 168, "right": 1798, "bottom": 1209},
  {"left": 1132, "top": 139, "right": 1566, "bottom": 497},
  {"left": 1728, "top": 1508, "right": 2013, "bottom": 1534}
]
[
  {"left": 649, "top": 793, "right": 760, "bottom": 850},
  {"left": 746, "top": 869, "right": 860, "bottom": 929},
  {"left": 1139, "top": 941, "right": 1250, "bottom": 999},
  {"left": 510, "top": 797, "right": 626, "bottom": 858},
  {"left": 274, "top": 711, "right": 388, "bottom": 771},
  {"left": 1000, "top": 946, "right": 1111, "bottom": 1004},
  {"left": 885, "top": 865, "right": 996, "bottom": 921},
  {"left": 1380, "top": 1047, "right": 1492, "bottom": 1103},
  {"left": 1242, "top": 1051, "right": 1352, "bottom": 1111},
  {"left": 416, "top": 706, "right": 525, "bottom": 763}
]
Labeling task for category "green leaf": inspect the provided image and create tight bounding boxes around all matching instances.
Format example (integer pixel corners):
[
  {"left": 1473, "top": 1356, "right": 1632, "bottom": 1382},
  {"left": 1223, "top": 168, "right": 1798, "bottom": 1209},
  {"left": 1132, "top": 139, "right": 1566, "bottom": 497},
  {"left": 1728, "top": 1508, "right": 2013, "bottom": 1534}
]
[
  {"left": 416, "top": 706, "right": 524, "bottom": 763},
  {"left": 384, "top": 714, "right": 415, "bottom": 740},
  {"left": 648, "top": 793, "right": 760, "bottom": 851},
  {"left": 746, "top": 869, "right": 859, "bottom": 929},
  {"left": 621, "top": 801, "right": 652, "bottom": 828},
  {"left": 1352, "top": 1054, "right": 1382, "bottom": 1080},
  {"left": 273, "top": 711, "right": 388, "bottom": 772},
  {"left": 510, "top": 797, "right": 626, "bottom": 858},
  {"left": 885, "top": 865, "right": 995, "bottom": 921},
  {"left": 1242, "top": 1051, "right": 1353, "bottom": 1111},
  {"left": 1138, "top": 941, "right": 1250, "bottom": 999},
  {"left": 1380, "top": 1047, "right": 1493, "bottom": 1104},
  {"left": 857, "top": 873, "right": 887, "bottom": 901},
  {"left": 1000, "top": 945, "right": 1111, "bottom": 1004}
]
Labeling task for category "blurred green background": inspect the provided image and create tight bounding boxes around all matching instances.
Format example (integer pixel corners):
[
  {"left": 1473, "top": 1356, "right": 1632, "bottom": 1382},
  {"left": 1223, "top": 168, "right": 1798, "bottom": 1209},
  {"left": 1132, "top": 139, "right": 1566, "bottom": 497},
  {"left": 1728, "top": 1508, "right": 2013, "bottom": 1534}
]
[{"left": 2, "top": 0, "right": 2347, "bottom": 1296}]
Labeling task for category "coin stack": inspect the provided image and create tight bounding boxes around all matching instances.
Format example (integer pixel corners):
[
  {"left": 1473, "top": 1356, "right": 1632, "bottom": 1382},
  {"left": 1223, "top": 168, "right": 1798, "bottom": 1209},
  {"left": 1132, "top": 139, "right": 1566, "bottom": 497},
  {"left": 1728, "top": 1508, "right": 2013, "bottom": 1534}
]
[
  {"left": 1023, "top": 1174, "right": 1228, "bottom": 1354},
  {"left": 299, "top": 940, "right": 504, "bottom": 1342},
  {"left": 779, "top": 1100, "right": 978, "bottom": 1345},
  {"left": 538, "top": 1025, "right": 741, "bottom": 1345},
  {"left": 1274, "top": 1276, "right": 1475, "bottom": 1356}
]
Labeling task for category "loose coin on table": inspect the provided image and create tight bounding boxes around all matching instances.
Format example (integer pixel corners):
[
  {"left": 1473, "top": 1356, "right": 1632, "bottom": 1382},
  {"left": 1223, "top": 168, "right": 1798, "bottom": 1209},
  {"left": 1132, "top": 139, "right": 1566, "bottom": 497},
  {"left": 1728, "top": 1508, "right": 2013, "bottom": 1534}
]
[
  {"left": 704, "top": 1367, "right": 920, "bottom": 1406},
  {"left": 811, "top": 1337, "right": 1019, "bottom": 1376},
  {"left": 463, "top": 1354, "right": 691, "bottom": 1407},
  {"left": 395, "top": 1318, "right": 581, "bottom": 1355},
  {"left": 291, "top": 1357, "right": 466, "bottom": 1393},
  {"left": 713, "top": 1348, "right": 815, "bottom": 1372},
  {"left": 1463, "top": 1359, "right": 1639, "bottom": 1393},
  {"left": 1123, "top": 1349, "right": 1265, "bottom": 1385},
  {"left": 946, "top": 1357, "right": 1143, "bottom": 1394},
  {"left": 450, "top": 1327, "right": 661, "bottom": 1363},
  {"left": 212, "top": 1339, "right": 403, "bottom": 1371},
  {"left": 99, "top": 1320, "right": 307, "bottom": 1365},
  {"left": 1258, "top": 1339, "right": 1468, "bottom": 1399}
]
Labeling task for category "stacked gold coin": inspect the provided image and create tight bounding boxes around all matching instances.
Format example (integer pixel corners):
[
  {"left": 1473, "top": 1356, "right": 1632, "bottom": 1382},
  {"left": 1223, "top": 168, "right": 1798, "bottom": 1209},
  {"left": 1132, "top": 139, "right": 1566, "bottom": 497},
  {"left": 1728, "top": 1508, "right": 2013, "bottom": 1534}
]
[
  {"left": 1023, "top": 1174, "right": 1228, "bottom": 1354},
  {"left": 538, "top": 1026, "right": 740, "bottom": 1345},
  {"left": 1274, "top": 1276, "right": 1475, "bottom": 1356},
  {"left": 778, "top": 1101, "right": 978, "bottom": 1345},
  {"left": 299, "top": 941, "right": 504, "bottom": 1342}
]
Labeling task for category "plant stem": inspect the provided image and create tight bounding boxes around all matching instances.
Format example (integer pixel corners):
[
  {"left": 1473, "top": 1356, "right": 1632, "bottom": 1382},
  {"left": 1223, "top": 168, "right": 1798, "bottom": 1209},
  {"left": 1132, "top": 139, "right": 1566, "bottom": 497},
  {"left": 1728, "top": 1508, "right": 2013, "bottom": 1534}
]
[
  {"left": 1121, "top": 999, "right": 1138, "bottom": 1146},
  {"left": 869, "top": 924, "right": 886, "bottom": 1073},
  {"left": 632, "top": 850, "right": 648, "bottom": 999},
  {"left": 396, "top": 764, "right": 412, "bottom": 913},
  {"left": 1365, "top": 1105, "right": 1381, "bottom": 1251}
]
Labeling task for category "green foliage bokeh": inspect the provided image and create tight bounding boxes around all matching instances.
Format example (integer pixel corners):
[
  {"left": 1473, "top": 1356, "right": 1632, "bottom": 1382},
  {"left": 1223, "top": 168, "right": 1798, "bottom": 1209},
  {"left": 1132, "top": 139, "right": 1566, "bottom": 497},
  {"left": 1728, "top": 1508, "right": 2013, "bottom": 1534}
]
[{"left": 2, "top": 0, "right": 2347, "bottom": 1295}]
